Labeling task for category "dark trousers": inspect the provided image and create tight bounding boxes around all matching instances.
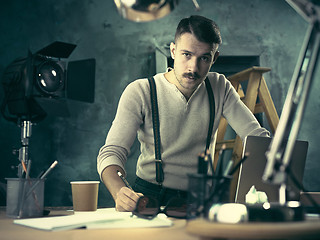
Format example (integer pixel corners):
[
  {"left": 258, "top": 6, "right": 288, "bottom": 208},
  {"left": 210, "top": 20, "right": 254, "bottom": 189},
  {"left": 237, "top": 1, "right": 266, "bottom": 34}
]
[{"left": 133, "top": 177, "right": 188, "bottom": 206}]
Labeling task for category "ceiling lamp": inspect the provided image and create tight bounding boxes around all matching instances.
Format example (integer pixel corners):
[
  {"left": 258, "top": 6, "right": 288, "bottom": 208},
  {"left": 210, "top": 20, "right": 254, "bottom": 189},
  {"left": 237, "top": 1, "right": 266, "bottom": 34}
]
[{"left": 114, "top": 0, "right": 179, "bottom": 22}]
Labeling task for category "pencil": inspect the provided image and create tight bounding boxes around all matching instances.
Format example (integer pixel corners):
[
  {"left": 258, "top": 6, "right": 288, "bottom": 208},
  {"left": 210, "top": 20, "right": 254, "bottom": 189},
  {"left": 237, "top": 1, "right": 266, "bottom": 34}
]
[
  {"left": 216, "top": 144, "right": 226, "bottom": 176},
  {"left": 40, "top": 160, "right": 58, "bottom": 179},
  {"left": 21, "top": 161, "right": 27, "bottom": 175},
  {"left": 229, "top": 153, "right": 250, "bottom": 176},
  {"left": 117, "top": 170, "right": 133, "bottom": 190},
  {"left": 25, "top": 160, "right": 58, "bottom": 199}
]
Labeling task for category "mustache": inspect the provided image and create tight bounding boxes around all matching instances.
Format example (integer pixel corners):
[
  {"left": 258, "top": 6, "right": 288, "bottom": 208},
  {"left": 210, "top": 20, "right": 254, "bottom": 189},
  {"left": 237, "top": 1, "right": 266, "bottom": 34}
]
[{"left": 183, "top": 72, "right": 200, "bottom": 79}]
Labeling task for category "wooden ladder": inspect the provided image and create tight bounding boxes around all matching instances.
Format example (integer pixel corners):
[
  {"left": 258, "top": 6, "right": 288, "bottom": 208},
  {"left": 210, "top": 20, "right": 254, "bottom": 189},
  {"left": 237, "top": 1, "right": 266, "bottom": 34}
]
[{"left": 214, "top": 66, "right": 279, "bottom": 202}]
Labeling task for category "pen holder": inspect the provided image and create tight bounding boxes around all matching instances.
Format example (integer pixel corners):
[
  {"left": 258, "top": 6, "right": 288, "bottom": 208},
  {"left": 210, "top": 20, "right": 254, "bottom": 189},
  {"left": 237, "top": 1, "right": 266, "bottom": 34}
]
[
  {"left": 187, "top": 173, "right": 231, "bottom": 219},
  {"left": 6, "top": 178, "right": 45, "bottom": 218}
]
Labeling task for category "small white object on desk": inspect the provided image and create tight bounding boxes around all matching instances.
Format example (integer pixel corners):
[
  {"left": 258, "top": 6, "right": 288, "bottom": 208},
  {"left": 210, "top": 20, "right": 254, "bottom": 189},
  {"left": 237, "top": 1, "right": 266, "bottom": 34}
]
[{"left": 245, "top": 185, "right": 268, "bottom": 204}]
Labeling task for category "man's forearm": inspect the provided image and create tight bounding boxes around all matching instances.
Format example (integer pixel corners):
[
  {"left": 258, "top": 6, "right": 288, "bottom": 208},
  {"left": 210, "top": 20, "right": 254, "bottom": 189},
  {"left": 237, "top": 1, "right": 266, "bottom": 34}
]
[
  {"left": 101, "top": 165, "right": 126, "bottom": 201},
  {"left": 101, "top": 165, "right": 142, "bottom": 212}
]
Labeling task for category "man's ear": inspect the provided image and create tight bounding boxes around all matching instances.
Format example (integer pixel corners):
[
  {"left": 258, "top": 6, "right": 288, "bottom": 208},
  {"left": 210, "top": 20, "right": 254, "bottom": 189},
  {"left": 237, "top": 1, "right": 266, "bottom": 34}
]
[
  {"left": 213, "top": 51, "right": 219, "bottom": 63},
  {"left": 170, "top": 42, "right": 175, "bottom": 59}
]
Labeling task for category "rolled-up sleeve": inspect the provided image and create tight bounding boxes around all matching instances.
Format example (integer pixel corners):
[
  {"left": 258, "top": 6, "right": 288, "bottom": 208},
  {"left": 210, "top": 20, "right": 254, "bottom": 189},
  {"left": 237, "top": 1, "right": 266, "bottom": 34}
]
[
  {"left": 222, "top": 79, "right": 270, "bottom": 141},
  {"left": 97, "top": 80, "right": 146, "bottom": 178}
]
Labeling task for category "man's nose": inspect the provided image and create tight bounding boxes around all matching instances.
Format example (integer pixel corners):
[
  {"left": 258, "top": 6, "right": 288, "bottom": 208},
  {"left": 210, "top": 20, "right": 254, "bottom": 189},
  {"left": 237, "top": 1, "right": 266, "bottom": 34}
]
[{"left": 188, "top": 57, "right": 199, "bottom": 72}]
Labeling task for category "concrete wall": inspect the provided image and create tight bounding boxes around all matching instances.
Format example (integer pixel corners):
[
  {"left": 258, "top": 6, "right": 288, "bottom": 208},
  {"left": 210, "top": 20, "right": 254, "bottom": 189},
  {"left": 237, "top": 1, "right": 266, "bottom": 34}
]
[{"left": 0, "top": 0, "right": 319, "bottom": 207}]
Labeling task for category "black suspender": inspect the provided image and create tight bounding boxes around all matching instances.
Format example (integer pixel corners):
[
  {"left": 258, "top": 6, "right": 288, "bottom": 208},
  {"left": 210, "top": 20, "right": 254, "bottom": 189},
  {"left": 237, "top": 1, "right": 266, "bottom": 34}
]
[
  {"left": 148, "top": 77, "right": 164, "bottom": 184},
  {"left": 148, "top": 77, "right": 215, "bottom": 185},
  {"left": 204, "top": 78, "right": 215, "bottom": 152}
]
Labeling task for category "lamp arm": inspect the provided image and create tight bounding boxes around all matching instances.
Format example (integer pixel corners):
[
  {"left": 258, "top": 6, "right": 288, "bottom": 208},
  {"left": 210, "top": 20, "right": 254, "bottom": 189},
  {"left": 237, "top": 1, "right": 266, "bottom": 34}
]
[{"left": 263, "top": 19, "right": 320, "bottom": 185}]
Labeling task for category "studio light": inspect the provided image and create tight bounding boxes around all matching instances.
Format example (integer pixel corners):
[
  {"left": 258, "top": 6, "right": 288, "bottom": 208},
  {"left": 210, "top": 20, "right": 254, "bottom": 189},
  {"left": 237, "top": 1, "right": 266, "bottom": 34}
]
[
  {"left": 36, "top": 60, "right": 64, "bottom": 96},
  {"left": 1, "top": 41, "right": 96, "bottom": 123}
]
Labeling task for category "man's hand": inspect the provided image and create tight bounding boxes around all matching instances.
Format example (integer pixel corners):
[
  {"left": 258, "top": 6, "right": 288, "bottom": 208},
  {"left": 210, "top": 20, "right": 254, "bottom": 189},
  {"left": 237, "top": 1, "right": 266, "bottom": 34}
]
[
  {"left": 101, "top": 165, "right": 144, "bottom": 212},
  {"left": 115, "top": 187, "right": 143, "bottom": 212}
]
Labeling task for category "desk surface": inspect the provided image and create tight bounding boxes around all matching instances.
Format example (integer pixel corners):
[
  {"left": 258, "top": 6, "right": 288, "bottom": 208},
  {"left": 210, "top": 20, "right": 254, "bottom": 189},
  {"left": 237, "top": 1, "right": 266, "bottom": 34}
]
[
  {"left": 2, "top": 207, "right": 320, "bottom": 240},
  {"left": 187, "top": 217, "right": 320, "bottom": 240},
  {"left": 0, "top": 207, "right": 197, "bottom": 240}
]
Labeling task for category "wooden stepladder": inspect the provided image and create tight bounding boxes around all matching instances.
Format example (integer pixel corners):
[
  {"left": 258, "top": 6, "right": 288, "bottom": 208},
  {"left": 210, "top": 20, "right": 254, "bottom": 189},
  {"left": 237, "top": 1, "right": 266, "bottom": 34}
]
[{"left": 214, "top": 67, "right": 279, "bottom": 201}]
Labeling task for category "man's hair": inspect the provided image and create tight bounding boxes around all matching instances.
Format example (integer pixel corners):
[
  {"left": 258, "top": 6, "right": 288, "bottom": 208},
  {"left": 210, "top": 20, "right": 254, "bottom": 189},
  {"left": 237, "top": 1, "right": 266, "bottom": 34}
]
[{"left": 174, "top": 15, "right": 222, "bottom": 46}]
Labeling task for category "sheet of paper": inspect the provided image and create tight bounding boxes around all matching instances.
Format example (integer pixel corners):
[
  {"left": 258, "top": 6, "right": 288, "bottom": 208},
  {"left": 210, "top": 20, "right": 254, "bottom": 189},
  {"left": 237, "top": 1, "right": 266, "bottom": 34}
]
[
  {"left": 86, "top": 212, "right": 172, "bottom": 229},
  {"left": 13, "top": 208, "right": 172, "bottom": 231}
]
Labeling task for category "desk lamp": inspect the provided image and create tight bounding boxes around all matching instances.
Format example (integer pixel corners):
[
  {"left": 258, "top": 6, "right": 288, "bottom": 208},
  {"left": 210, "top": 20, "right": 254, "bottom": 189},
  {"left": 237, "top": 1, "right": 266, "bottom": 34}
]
[
  {"left": 207, "top": 0, "right": 320, "bottom": 223},
  {"left": 263, "top": 0, "right": 320, "bottom": 206},
  {"left": 114, "top": 0, "right": 201, "bottom": 22}
]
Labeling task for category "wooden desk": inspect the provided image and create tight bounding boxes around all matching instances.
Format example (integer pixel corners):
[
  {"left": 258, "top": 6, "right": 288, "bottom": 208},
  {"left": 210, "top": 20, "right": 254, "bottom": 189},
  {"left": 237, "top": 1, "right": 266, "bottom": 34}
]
[
  {"left": 187, "top": 217, "right": 320, "bottom": 240},
  {"left": 0, "top": 207, "right": 197, "bottom": 240},
  {"left": 2, "top": 207, "right": 320, "bottom": 240}
]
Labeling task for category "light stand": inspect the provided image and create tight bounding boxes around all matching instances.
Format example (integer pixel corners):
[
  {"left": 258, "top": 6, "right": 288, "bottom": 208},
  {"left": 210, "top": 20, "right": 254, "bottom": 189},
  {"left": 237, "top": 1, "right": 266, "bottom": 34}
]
[
  {"left": 263, "top": 0, "right": 320, "bottom": 205},
  {"left": 16, "top": 120, "right": 32, "bottom": 178}
]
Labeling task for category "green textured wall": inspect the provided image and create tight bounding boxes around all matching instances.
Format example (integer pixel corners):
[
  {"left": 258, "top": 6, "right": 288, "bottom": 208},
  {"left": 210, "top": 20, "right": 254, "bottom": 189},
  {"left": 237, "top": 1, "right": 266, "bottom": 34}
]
[{"left": 0, "top": 0, "right": 319, "bottom": 207}]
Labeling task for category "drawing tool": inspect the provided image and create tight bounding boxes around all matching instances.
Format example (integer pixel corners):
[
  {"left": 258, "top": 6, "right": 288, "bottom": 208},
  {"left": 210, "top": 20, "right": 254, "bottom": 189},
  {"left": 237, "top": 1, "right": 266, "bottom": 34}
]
[
  {"left": 223, "top": 160, "right": 234, "bottom": 177},
  {"left": 40, "top": 160, "right": 58, "bottom": 179},
  {"left": 25, "top": 160, "right": 58, "bottom": 199},
  {"left": 229, "top": 153, "right": 249, "bottom": 176},
  {"left": 215, "top": 144, "right": 226, "bottom": 176},
  {"left": 117, "top": 170, "right": 133, "bottom": 190},
  {"left": 206, "top": 149, "right": 215, "bottom": 176},
  {"left": 25, "top": 160, "right": 31, "bottom": 179},
  {"left": 197, "top": 152, "right": 207, "bottom": 174},
  {"left": 18, "top": 160, "right": 31, "bottom": 217},
  {"left": 21, "top": 161, "right": 27, "bottom": 173}
]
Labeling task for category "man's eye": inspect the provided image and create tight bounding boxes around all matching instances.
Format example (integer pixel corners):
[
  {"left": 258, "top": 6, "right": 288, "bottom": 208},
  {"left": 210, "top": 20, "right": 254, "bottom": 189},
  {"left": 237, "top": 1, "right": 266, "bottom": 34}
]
[
  {"left": 183, "top": 53, "right": 191, "bottom": 57},
  {"left": 201, "top": 56, "right": 210, "bottom": 62}
]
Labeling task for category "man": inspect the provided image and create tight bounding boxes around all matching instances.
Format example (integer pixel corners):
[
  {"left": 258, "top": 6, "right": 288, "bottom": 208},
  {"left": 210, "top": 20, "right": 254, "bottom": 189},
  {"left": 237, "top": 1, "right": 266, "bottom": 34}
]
[{"left": 97, "top": 15, "right": 269, "bottom": 212}]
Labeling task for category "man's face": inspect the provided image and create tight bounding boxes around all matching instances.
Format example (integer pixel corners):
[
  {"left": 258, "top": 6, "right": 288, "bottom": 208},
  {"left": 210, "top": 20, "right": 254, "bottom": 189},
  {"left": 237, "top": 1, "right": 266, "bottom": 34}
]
[{"left": 170, "top": 33, "right": 218, "bottom": 96}]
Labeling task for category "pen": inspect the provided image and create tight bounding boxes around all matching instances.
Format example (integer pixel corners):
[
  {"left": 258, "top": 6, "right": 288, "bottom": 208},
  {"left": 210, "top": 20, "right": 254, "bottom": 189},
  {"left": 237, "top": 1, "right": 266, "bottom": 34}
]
[
  {"left": 229, "top": 153, "right": 249, "bottom": 176},
  {"left": 223, "top": 160, "right": 234, "bottom": 177},
  {"left": 18, "top": 160, "right": 32, "bottom": 217},
  {"left": 25, "top": 160, "right": 58, "bottom": 198},
  {"left": 25, "top": 160, "right": 31, "bottom": 179},
  {"left": 40, "top": 160, "right": 58, "bottom": 179},
  {"left": 205, "top": 149, "right": 215, "bottom": 176},
  {"left": 117, "top": 170, "right": 133, "bottom": 190},
  {"left": 197, "top": 152, "right": 207, "bottom": 174},
  {"left": 215, "top": 144, "right": 226, "bottom": 177},
  {"left": 36, "top": 170, "right": 45, "bottom": 179}
]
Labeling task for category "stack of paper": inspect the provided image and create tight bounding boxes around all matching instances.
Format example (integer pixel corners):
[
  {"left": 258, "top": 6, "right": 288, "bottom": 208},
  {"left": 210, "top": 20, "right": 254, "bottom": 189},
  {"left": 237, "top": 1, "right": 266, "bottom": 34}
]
[{"left": 13, "top": 208, "right": 172, "bottom": 231}]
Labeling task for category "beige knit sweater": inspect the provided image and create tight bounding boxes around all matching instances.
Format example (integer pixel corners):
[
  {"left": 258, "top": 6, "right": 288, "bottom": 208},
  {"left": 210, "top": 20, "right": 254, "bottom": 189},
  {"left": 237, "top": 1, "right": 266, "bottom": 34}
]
[{"left": 97, "top": 72, "right": 269, "bottom": 190}]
